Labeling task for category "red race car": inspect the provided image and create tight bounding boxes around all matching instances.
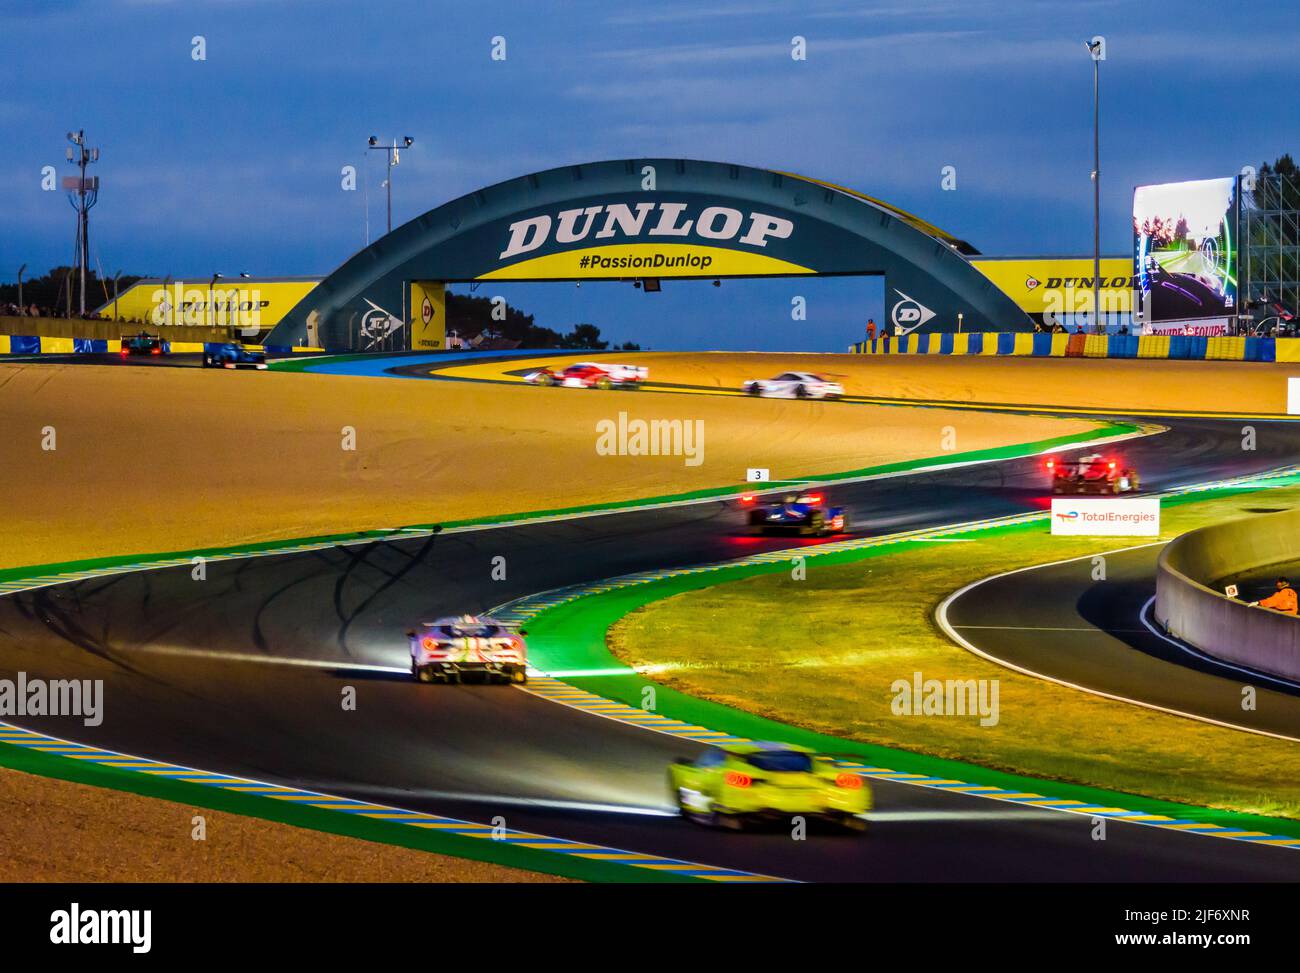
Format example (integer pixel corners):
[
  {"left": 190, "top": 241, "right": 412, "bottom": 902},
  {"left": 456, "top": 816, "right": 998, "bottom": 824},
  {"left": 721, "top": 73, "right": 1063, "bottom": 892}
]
[
  {"left": 1045, "top": 453, "right": 1140, "bottom": 495},
  {"left": 524, "top": 361, "right": 648, "bottom": 390}
]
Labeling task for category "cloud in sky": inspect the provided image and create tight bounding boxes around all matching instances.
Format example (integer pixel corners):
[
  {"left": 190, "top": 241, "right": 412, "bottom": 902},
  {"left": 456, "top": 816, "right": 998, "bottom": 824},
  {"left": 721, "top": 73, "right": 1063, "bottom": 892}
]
[{"left": 1, "top": 0, "right": 1295, "bottom": 347}]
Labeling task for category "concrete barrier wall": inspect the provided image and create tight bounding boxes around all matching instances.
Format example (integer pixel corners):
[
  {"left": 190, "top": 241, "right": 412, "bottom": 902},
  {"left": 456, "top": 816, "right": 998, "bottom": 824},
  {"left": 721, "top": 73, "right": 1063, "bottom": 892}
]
[
  {"left": 1155, "top": 508, "right": 1300, "bottom": 681},
  {"left": 0, "top": 316, "right": 229, "bottom": 342}
]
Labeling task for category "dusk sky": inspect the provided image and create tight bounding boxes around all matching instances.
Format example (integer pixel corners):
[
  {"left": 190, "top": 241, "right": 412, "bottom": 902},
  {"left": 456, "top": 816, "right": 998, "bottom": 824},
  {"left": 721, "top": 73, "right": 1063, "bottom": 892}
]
[{"left": 2, "top": 0, "right": 1296, "bottom": 349}]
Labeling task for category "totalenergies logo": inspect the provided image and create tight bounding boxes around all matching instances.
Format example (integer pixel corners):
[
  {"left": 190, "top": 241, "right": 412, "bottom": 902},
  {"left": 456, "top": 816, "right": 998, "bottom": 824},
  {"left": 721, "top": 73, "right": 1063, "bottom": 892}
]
[
  {"left": 1054, "top": 510, "right": 1080, "bottom": 522},
  {"left": 498, "top": 202, "right": 794, "bottom": 260}
]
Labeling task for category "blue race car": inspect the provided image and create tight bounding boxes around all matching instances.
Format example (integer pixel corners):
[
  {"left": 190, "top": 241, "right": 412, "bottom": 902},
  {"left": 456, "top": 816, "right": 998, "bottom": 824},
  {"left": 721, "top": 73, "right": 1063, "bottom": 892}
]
[
  {"left": 120, "top": 331, "right": 169, "bottom": 357},
  {"left": 743, "top": 491, "right": 849, "bottom": 537},
  {"left": 203, "top": 341, "right": 267, "bottom": 369}
]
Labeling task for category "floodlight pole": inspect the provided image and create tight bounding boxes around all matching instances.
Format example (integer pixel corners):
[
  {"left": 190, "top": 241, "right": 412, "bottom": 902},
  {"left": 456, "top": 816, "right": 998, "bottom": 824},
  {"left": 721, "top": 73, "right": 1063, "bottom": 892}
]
[
  {"left": 17, "top": 264, "right": 25, "bottom": 310},
  {"left": 209, "top": 273, "right": 223, "bottom": 330},
  {"left": 65, "top": 129, "right": 100, "bottom": 317},
  {"left": 1087, "top": 42, "right": 1102, "bottom": 334},
  {"left": 367, "top": 136, "right": 414, "bottom": 236}
]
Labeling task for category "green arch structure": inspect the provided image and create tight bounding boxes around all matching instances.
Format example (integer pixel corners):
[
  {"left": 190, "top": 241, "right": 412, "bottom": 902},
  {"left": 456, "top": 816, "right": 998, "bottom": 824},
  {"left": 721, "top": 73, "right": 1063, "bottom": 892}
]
[{"left": 267, "top": 158, "right": 1031, "bottom": 351}]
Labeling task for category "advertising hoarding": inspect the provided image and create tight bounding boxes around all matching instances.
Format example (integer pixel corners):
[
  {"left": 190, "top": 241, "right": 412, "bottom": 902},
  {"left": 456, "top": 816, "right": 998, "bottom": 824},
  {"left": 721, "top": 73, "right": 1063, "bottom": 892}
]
[
  {"left": 1050, "top": 497, "right": 1161, "bottom": 537},
  {"left": 1134, "top": 177, "right": 1238, "bottom": 329}
]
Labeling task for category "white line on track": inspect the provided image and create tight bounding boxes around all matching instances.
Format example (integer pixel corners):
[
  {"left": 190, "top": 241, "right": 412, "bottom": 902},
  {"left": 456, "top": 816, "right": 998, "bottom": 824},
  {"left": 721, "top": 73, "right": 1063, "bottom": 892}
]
[
  {"left": 935, "top": 544, "right": 1300, "bottom": 744},
  {"left": 1139, "top": 595, "right": 1300, "bottom": 694},
  {"left": 952, "top": 625, "right": 1149, "bottom": 633}
]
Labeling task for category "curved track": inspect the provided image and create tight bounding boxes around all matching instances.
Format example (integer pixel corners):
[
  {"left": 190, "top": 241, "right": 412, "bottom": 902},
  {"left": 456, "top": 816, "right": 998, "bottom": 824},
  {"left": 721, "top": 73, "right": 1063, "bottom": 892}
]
[
  {"left": 942, "top": 545, "right": 1300, "bottom": 739},
  {"left": 3, "top": 414, "right": 1300, "bottom": 880}
]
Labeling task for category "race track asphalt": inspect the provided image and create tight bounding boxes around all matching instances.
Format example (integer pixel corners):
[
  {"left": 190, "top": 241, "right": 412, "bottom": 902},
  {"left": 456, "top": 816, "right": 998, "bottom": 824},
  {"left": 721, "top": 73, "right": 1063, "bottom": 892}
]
[
  {"left": 2, "top": 412, "right": 1300, "bottom": 880},
  {"left": 943, "top": 544, "right": 1300, "bottom": 739}
]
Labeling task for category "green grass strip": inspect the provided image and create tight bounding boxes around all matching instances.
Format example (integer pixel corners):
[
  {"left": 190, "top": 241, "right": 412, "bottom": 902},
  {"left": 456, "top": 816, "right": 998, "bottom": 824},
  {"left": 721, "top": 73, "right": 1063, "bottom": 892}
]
[
  {"left": 0, "top": 417, "right": 1139, "bottom": 876},
  {"left": 521, "top": 482, "right": 1300, "bottom": 841},
  {"left": 0, "top": 420, "right": 1136, "bottom": 588},
  {"left": 268, "top": 352, "right": 386, "bottom": 372}
]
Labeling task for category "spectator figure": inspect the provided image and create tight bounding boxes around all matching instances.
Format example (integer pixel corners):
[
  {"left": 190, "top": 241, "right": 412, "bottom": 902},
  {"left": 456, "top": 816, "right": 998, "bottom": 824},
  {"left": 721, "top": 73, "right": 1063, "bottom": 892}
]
[
  {"left": 1251, "top": 577, "right": 1298, "bottom": 615},
  {"left": 881, "top": 327, "right": 892, "bottom": 352},
  {"left": 865, "top": 318, "right": 877, "bottom": 342}
]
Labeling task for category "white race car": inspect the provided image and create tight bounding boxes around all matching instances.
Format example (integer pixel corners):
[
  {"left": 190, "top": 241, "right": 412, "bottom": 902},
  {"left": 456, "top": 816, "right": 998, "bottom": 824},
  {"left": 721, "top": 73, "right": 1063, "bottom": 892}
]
[
  {"left": 406, "top": 615, "right": 528, "bottom": 684},
  {"left": 741, "top": 372, "right": 843, "bottom": 399}
]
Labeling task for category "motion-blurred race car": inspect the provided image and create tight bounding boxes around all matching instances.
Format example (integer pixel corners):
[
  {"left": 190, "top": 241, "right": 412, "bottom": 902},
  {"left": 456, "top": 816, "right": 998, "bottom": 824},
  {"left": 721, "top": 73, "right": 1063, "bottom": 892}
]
[
  {"left": 669, "top": 742, "right": 871, "bottom": 832},
  {"left": 524, "top": 361, "right": 648, "bottom": 390},
  {"left": 203, "top": 341, "right": 267, "bottom": 369},
  {"left": 1046, "top": 453, "right": 1140, "bottom": 495},
  {"left": 120, "top": 332, "right": 169, "bottom": 357},
  {"left": 742, "top": 371, "right": 843, "bottom": 399},
  {"left": 406, "top": 614, "right": 528, "bottom": 684},
  {"left": 742, "top": 491, "right": 848, "bottom": 536}
]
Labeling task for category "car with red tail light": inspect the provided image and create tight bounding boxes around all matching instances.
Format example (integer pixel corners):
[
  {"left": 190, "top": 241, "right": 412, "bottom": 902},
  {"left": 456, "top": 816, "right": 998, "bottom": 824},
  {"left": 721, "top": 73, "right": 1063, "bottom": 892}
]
[
  {"left": 1044, "top": 453, "right": 1140, "bottom": 495},
  {"left": 740, "top": 490, "right": 848, "bottom": 536},
  {"left": 405, "top": 615, "right": 528, "bottom": 684},
  {"left": 668, "top": 742, "right": 870, "bottom": 832},
  {"left": 120, "top": 331, "right": 169, "bottom": 357}
]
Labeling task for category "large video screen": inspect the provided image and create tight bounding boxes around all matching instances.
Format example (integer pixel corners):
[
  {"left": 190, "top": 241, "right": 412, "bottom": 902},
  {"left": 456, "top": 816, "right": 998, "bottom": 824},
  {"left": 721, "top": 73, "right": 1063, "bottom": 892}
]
[{"left": 1134, "top": 177, "right": 1237, "bottom": 328}]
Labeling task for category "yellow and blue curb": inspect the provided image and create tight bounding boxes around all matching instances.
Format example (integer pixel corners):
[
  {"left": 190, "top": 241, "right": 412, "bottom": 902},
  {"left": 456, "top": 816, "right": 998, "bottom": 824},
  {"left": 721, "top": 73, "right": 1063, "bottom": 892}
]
[
  {"left": 523, "top": 679, "right": 1300, "bottom": 848},
  {"left": 0, "top": 721, "right": 787, "bottom": 882},
  {"left": 849, "top": 331, "right": 1300, "bottom": 363},
  {"left": 0, "top": 334, "right": 322, "bottom": 356}
]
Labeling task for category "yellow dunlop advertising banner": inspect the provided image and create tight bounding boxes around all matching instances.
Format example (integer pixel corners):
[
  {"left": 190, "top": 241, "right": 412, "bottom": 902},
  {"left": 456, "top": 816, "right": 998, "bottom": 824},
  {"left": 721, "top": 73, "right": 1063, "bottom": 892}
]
[
  {"left": 409, "top": 280, "right": 446, "bottom": 350},
  {"left": 93, "top": 278, "right": 321, "bottom": 334},
  {"left": 971, "top": 257, "right": 1133, "bottom": 314},
  {"left": 477, "top": 243, "right": 815, "bottom": 280}
]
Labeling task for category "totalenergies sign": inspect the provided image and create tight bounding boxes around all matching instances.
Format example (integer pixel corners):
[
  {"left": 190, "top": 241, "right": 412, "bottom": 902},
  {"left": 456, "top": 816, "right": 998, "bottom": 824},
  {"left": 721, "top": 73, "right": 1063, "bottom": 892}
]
[{"left": 481, "top": 201, "right": 813, "bottom": 280}]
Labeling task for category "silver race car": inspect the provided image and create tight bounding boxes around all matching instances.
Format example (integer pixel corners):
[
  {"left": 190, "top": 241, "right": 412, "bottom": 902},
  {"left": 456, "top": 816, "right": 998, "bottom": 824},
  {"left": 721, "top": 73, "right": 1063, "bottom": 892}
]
[{"left": 742, "top": 372, "right": 843, "bottom": 399}]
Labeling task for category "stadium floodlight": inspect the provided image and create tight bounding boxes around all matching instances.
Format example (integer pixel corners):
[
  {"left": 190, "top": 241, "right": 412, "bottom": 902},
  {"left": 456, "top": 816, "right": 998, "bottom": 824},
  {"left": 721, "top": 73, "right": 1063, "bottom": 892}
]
[
  {"left": 209, "top": 272, "right": 223, "bottom": 329},
  {"left": 64, "top": 128, "right": 100, "bottom": 316},
  {"left": 367, "top": 135, "right": 415, "bottom": 236}
]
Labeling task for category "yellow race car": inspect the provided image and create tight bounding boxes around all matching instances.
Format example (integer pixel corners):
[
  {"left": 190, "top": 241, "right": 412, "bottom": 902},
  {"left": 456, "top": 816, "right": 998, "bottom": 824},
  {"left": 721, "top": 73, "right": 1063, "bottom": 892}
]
[{"left": 668, "top": 742, "right": 870, "bottom": 832}]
